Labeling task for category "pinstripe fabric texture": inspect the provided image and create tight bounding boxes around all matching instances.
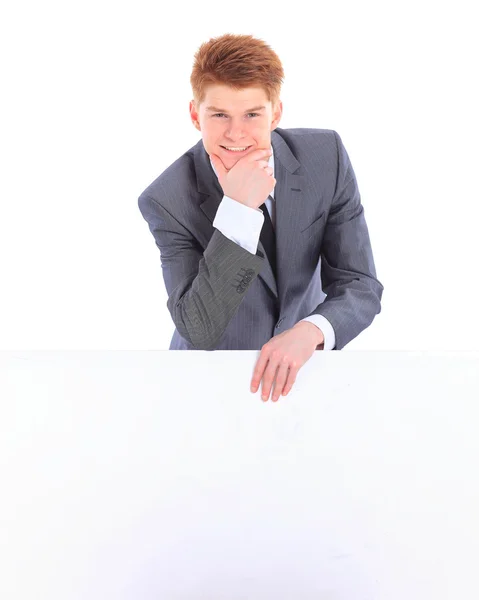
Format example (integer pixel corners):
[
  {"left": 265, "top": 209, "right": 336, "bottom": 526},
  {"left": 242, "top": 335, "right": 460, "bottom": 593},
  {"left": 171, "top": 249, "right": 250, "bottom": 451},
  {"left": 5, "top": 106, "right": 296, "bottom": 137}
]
[{"left": 138, "top": 127, "right": 384, "bottom": 350}]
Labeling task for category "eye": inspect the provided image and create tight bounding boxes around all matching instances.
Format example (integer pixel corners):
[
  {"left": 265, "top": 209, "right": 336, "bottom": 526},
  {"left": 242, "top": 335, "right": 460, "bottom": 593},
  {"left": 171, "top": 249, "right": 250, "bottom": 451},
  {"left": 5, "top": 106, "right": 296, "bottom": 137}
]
[{"left": 212, "top": 113, "right": 259, "bottom": 118}]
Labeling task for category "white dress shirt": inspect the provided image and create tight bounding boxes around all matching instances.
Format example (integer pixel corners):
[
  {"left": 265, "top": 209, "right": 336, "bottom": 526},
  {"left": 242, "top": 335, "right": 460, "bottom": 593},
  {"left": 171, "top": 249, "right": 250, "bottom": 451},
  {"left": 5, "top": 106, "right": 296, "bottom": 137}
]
[{"left": 210, "top": 145, "right": 336, "bottom": 350}]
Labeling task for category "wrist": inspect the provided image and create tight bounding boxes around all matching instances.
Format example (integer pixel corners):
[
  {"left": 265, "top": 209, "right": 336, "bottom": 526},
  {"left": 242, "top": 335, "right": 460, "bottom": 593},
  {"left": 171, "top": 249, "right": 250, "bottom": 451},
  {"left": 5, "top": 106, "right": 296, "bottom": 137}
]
[{"left": 294, "top": 321, "right": 325, "bottom": 348}]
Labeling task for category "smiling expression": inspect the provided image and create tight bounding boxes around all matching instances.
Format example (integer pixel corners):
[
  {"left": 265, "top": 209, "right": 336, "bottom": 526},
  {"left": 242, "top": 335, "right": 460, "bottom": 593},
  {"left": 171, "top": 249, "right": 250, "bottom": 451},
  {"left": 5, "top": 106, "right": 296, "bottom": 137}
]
[{"left": 190, "top": 83, "right": 282, "bottom": 168}]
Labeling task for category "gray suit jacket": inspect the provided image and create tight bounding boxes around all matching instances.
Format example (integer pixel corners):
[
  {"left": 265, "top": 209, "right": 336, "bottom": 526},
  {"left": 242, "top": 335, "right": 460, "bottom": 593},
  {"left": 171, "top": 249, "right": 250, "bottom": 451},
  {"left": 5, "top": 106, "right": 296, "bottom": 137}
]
[{"left": 138, "top": 127, "right": 384, "bottom": 350}]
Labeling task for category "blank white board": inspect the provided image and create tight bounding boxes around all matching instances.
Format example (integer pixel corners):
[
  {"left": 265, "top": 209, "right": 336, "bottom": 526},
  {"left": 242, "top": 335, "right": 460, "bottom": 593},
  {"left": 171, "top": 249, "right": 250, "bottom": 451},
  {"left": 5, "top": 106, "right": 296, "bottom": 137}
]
[{"left": 1, "top": 350, "right": 479, "bottom": 599}]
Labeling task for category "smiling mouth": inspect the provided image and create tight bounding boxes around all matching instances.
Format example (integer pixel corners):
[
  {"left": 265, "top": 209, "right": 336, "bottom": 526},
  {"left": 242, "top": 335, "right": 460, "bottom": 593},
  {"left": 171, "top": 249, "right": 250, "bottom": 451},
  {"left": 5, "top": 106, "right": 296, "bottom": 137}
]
[{"left": 220, "top": 145, "right": 252, "bottom": 153}]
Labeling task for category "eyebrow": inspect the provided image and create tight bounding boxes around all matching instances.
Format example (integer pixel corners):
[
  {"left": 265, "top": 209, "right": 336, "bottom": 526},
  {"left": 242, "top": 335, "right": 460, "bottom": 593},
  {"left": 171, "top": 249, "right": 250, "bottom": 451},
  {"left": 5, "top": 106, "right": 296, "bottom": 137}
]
[{"left": 205, "top": 105, "right": 266, "bottom": 113}]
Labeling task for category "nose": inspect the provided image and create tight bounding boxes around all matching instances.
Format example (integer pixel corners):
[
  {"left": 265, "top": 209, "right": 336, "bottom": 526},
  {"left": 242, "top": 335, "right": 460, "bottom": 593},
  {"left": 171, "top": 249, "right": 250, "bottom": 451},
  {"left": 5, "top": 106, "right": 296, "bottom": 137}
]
[{"left": 225, "top": 120, "right": 246, "bottom": 141}]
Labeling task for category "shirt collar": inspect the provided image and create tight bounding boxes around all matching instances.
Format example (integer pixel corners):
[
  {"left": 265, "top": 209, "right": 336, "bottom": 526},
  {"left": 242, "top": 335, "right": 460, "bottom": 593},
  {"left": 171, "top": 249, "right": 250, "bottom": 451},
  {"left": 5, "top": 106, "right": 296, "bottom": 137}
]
[{"left": 209, "top": 144, "right": 275, "bottom": 200}]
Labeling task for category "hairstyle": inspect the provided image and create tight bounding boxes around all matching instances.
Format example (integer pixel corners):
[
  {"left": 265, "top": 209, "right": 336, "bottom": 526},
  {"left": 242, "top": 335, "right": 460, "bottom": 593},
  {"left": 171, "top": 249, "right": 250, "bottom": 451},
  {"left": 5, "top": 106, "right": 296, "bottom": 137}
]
[{"left": 190, "top": 33, "right": 285, "bottom": 108}]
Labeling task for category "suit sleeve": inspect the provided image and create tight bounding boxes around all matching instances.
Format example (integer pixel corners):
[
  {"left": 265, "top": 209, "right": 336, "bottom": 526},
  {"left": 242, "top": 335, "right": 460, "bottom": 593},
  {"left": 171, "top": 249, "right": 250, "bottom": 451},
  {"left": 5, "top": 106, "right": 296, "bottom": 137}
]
[
  {"left": 138, "top": 194, "right": 266, "bottom": 350},
  {"left": 305, "top": 131, "right": 384, "bottom": 349}
]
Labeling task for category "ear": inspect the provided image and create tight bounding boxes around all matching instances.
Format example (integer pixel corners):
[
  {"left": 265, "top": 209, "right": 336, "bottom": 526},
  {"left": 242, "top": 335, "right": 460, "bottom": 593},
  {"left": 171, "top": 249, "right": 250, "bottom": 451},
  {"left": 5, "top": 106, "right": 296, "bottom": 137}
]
[
  {"left": 271, "top": 100, "right": 283, "bottom": 130},
  {"left": 189, "top": 100, "right": 201, "bottom": 131}
]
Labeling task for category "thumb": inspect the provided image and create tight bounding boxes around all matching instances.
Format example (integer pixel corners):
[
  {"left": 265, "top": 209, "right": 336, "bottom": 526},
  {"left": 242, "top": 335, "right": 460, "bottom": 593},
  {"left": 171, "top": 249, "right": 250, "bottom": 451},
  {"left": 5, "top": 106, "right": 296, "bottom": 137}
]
[{"left": 210, "top": 153, "right": 227, "bottom": 178}]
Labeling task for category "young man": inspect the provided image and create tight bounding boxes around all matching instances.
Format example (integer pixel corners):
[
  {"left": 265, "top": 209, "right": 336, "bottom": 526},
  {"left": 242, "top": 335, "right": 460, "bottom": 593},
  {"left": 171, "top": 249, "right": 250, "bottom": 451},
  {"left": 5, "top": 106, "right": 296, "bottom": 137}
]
[{"left": 138, "top": 34, "right": 384, "bottom": 401}]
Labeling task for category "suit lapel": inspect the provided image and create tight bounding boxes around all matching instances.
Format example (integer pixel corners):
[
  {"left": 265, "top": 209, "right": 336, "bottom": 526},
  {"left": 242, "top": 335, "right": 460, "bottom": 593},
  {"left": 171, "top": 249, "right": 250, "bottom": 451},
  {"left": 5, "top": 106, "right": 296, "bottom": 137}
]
[{"left": 195, "top": 128, "right": 304, "bottom": 304}]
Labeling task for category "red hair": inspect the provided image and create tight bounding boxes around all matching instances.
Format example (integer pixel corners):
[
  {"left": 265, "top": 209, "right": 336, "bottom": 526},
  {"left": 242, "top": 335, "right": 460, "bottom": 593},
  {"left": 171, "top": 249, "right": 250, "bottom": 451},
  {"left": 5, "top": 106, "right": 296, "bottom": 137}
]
[{"left": 190, "top": 33, "right": 285, "bottom": 108}]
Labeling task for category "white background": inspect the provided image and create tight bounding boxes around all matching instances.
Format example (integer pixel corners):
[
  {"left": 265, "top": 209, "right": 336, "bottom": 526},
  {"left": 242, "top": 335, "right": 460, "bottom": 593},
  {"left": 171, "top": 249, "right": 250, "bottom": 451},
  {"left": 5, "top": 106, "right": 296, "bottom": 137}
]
[{"left": 1, "top": 0, "right": 478, "bottom": 350}]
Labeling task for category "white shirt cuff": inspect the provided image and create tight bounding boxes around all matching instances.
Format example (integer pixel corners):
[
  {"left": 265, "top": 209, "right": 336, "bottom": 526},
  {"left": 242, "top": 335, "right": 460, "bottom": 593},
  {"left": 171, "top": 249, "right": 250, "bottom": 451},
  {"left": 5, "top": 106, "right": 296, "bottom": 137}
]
[
  {"left": 212, "top": 195, "right": 263, "bottom": 255},
  {"left": 300, "top": 315, "right": 336, "bottom": 350}
]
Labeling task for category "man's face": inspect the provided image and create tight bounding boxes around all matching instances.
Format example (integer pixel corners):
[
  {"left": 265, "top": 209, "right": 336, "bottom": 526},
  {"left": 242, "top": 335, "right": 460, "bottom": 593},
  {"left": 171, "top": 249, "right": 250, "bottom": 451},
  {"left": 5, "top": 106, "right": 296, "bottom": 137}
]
[{"left": 190, "top": 83, "right": 282, "bottom": 169}]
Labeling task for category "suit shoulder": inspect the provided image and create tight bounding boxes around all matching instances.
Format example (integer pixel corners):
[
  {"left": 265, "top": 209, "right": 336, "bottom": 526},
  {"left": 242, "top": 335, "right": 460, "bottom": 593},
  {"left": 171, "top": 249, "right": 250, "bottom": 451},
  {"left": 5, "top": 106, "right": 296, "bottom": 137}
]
[
  {"left": 276, "top": 126, "right": 338, "bottom": 140},
  {"left": 275, "top": 126, "right": 340, "bottom": 153},
  {"left": 274, "top": 127, "right": 344, "bottom": 164},
  {"left": 137, "top": 143, "right": 197, "bottom": 206}
]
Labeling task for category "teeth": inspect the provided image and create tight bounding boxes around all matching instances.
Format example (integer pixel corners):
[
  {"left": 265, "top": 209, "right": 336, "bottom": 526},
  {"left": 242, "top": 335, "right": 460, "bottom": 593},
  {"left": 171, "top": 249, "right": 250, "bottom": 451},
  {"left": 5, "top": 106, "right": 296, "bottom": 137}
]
[{"left": 223, "top": 146, "right": 249, "bottom": 151}]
